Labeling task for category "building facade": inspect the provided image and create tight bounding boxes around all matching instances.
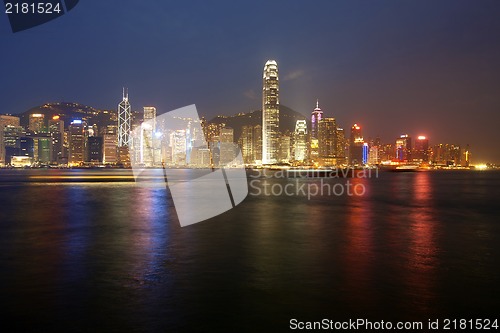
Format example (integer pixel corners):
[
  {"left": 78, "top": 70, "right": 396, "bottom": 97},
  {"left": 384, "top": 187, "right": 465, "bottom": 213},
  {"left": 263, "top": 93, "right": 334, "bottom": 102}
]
[
  {"left": 262, "top": 60, "right": 279, "bottom": 164},
  {"left": 294, "top": 120, "right": 308, "bottom": 162}
]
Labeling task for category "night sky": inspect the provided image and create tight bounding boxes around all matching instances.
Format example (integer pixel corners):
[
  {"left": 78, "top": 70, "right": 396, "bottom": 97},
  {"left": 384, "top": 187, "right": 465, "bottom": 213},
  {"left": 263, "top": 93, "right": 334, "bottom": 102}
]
[{"left": 1, "top": 0, "right": 499, "bottom": 163}]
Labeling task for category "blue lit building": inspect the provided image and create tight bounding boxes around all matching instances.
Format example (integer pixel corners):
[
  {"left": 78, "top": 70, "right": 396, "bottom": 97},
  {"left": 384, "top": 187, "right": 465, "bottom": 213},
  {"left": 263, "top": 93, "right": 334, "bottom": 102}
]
[{"left": 362, "top": 142, "right": 369, "bottom": 165}]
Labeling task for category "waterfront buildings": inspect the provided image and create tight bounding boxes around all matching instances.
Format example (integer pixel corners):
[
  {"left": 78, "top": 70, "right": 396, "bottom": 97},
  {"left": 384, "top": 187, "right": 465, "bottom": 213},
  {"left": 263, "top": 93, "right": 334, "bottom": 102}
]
[{"left": 432, "top": 143, "right": 462, "bottom": 166}]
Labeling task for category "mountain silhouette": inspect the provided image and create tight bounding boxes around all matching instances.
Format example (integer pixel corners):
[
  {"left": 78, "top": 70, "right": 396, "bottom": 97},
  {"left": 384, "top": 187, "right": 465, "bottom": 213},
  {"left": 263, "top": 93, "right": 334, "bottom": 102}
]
[{"left": 208, "top": 105, "right": 307, "bottom": 141}]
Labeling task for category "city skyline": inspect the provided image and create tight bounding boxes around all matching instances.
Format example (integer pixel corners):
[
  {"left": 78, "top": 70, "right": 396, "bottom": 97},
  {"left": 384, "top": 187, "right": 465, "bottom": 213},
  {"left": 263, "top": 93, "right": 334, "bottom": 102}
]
[
  {"left": 2, "top": 3, "right": 500, "bottom": 331},
  {"left": 0, "top": 81, "right": 489, "bottom": 163},
  {"left": 2, "top": 1, "right": 500, "bottom": 162},
  {"left": 0, "top": 90, "right": 488, "bottom": 167}
]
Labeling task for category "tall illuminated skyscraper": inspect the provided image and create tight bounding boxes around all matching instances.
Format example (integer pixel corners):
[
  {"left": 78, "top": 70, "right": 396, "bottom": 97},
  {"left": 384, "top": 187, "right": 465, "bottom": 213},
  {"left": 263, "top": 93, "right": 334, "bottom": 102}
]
[
  {"left": 48, "top": 116, "right": 64, "bottom": 164},
  {"left": 118, "top": 88, "right": 131, "bottom": 147},
  {"left": 311, "top": 100, "right": 323, "bottom": 140},
  {"left": 262, "top": 60, "right": 279, "bottom": 164},
  {"left": 141, "top": 106, "right": 157, "bottom": 166},
  {"left": 309, "top": 100, "right": 323, "bottom": 162}
]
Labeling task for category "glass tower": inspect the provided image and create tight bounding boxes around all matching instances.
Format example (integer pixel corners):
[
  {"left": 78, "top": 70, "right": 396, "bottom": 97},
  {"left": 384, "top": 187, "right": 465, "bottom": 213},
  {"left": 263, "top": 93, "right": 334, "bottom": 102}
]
[
  {"left": 118, "top": 88, "right": 131, "bottom": 147},
  {"left": 262, "top": 60, "right": 279, "bottom": 164},
  {"left": 311, "top": 100, "right": 323, "bottom": 140}
]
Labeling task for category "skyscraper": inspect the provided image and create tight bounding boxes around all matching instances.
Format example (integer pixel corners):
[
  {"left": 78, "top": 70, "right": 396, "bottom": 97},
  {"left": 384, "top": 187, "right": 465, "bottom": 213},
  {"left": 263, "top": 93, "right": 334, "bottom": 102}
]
[
  {"left": 219, "top": 127, "right": 235, "bottom": 166},
  {"left": 413, "top": 136, "right": 429, "bottom": 163},
  {"left": 349, "top": 124, "right": 364, "bottom": 165},
  {"left": 336, "top": 128, "right": 346, "bottom": 162},
  {"left": 118, "top": 88, "right": 131, "bottom": 147},
  {"left": 310, "top": 100, "right": 323, "bottom": 162},
  {"left": 48, "top": 116, "right": 64, "bottom": 164},
  {"left": 311, "top": 100, "right": 323, "bottom": 140},
  {"left": 462, "top": 144, "right": 471, "bottom": 167},
  {"left": 396, "top": 134, "right": 412, "bottom": 162},
  {"left": 318, "top": 117, "right": 337, "bottom": 165},
  {"left": 87, "top": 136, "right": 103, "bottom": 163},
  {"left": 0, "top": 115, "right": 20, "bottom": 165},
  {"left": 239, "top": 125, "right": 254, "bottom": 164},
  {"left": 68, "top": 120, "right": 87, "bottom": 165},
  {"left": 0, "top": 115, "right": 20, "bottom": 127},
  {"left": 141, "top": 106, "right": 157, "bottom": 167},
  {"left": 29, "top": 133, "right": 52, "bottom": 164},
  {"left": 279, "top": 135, "right": 291, "bottom": 163},
  {"left": 294, "top": 120, "right": 308, "bottom": 162},
  {"left": 103, "top": 125, "right": 118, "bottom": 165},
  {"left": 362, "top": 142, "right": 369, "bottom": 165},
  {"left": 433, "top": 143, "right": 461, "bottom": 166},
  {"left": 29, "top": 114, "right": 45, "bottom": 133},
  {"left": 170, "top": 130, "right": 187, "bottom": 166},
  {"left": 262, "top": 60, "right": 279, "bottom": 164}
]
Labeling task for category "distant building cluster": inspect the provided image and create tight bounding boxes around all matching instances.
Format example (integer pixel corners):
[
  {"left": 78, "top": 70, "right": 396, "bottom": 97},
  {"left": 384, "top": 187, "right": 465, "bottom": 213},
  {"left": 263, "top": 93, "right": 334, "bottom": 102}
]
[
  {"left": 0, "top": 60, "right": 477, "bottom": 169},
  {"left": 251, "top": 60, "right": 473, "bottom": 168}
]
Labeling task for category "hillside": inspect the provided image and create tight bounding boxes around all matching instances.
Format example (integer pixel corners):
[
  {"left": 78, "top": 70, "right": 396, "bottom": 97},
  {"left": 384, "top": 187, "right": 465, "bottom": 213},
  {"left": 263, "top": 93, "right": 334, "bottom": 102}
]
[
  {"left": 19, "top": 102, "right": 116, "bottom": 129},
  {"left": 209, "top": 105, "right": 307, "bottom": 140},
  {"left": 16, "top": 102, "right": 308, "bottom": 141}
]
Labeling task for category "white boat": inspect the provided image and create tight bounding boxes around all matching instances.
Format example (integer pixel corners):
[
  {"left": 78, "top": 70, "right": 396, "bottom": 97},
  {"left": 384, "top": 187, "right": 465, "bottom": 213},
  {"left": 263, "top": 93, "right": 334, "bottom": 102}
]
[{"left": 393, "top": 165, "right": 419, "bottom": 172}]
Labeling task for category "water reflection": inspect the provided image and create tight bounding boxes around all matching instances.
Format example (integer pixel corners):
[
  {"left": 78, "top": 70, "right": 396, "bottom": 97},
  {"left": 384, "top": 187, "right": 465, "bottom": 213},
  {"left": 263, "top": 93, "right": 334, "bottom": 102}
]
[
  {"left": 128, "top": 187, "right": 171, "bottom": 286},
  {"left": 343, "top": 177, "right": 377, "bottom": 312},
  {"left": 1, "top": 169, "right": 500, "bottom": 330},
  {"left": 1, "top": 185, "right": 70, "bottom": 326},
  {"left": 405, "top": 171, "right": 438, "bottom": 313}
]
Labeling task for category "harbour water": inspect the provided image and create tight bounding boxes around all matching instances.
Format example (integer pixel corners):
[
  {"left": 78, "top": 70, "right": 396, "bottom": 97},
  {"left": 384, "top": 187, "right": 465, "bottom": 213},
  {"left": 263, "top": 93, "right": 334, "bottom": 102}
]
[{"left": 0, "top": 169, "right": 499, "bottom": 332}]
